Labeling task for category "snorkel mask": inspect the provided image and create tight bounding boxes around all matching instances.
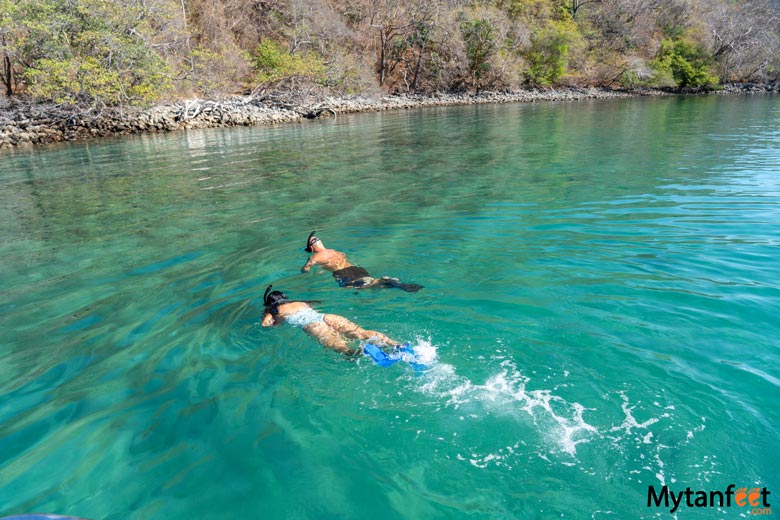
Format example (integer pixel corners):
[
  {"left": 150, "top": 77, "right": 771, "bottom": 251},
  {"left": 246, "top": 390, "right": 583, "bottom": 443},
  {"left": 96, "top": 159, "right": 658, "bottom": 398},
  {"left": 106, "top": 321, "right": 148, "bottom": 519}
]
[
  {"left": 304, "top": 231, "right": 319, "bottom": 252},
  {"left": 263, "top": 285, "right": 288, "bottom": 315}
]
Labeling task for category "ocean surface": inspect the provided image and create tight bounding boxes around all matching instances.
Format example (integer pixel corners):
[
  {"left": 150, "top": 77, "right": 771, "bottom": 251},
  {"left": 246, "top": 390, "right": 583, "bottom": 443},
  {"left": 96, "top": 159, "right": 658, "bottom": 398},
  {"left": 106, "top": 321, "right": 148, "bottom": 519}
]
[{"left": 1, "top": 94, "right": 779, "bottom": 519}]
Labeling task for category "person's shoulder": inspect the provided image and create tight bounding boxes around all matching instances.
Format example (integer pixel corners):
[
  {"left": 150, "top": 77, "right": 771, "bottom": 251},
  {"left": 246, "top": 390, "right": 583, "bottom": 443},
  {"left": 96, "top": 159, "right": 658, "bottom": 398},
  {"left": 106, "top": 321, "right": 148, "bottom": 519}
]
[
  {"left": 320, "top": 248, "right": 344, "bottom": 257},
  {"left": 278, "top": 301, "right": 305, "bottom": 313}
]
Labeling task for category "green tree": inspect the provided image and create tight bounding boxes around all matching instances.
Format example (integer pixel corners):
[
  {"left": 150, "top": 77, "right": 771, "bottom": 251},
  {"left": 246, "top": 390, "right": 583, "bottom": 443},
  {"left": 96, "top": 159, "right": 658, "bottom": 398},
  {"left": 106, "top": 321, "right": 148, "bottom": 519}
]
[
  {"left": 461, "top": 18, "right": 497, "bottom": 86},
  {"left": 525, "top": 19, "right": 580, "bottom": 86},
  {"left": 498, "top": 0, "right": 558, "bottom": 20},
  {"left": 5, "top": 0, "right": 174, "bottom": 105},
  {"left": 405, "top": 19, "right": 434, "bottom": 93},
  {"left": 253, "top": 39, "right": 325, "bottom": 86},
  {"left": 0, "top": 0, "right": 20, "bottom": 95},
  {"left": 653, "top": 36, "right": 719, "bottom": 88}
]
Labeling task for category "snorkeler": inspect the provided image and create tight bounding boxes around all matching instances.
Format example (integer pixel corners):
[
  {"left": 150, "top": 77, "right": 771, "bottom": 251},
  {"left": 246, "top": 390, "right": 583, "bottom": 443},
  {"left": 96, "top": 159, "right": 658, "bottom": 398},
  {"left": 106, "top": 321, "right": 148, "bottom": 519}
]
[
  {"left": 261, "top": 285, "right": 399, "bottom": 355},
  {"left": 301, "top": 231, "right": 422, "bottom": 292}
]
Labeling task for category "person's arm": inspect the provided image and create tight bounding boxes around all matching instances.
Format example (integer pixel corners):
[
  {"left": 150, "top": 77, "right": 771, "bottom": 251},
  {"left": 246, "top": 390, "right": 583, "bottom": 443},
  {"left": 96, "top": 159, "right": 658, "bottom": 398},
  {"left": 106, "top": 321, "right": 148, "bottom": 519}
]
[
  {"left": 261, "top": 312, "right": 275, "bottom": 327},
  {"left": 301, "top": 255, "right": 318, "bottom": 272}
]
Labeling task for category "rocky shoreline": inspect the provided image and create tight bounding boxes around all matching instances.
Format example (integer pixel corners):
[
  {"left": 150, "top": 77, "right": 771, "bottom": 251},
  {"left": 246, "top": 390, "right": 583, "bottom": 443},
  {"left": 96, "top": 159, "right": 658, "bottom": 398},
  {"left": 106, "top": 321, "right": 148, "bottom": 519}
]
[{"left": 1, "top": 83, "right": 777, "bottom": 150}]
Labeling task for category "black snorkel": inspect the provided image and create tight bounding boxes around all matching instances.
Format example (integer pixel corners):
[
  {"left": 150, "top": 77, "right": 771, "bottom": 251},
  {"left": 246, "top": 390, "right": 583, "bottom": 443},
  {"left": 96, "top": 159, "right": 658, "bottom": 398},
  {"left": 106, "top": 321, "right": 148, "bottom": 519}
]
[
  {"left": 263, "top": 284, "right": 274, "bottom": 307},
  {"left": 263, "top": 284, "right": 289, "bottom": 317},
  {"left": 304, "top": 231, "right": 318, "bottom": 252}
]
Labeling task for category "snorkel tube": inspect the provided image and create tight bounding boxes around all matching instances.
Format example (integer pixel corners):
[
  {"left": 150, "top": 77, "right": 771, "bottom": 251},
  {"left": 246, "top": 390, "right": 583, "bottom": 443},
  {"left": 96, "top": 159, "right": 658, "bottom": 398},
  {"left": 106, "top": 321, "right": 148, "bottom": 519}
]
[
  {"left": 263, "top": 285, "right": 289, "bottom": 317},
  {"left": 263, "top": 284, "right": 274, "bottom": 307},
  {"left": 304, "top": 231, "right": 318, "bottom": 252}
]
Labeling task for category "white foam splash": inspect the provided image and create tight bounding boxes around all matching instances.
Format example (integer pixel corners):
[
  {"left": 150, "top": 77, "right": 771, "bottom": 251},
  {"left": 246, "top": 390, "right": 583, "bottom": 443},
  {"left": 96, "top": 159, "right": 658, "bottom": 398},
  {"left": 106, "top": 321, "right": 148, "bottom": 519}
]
[
  {"left": 406, "top": 339, "right": 438, "bottom": 366},
  {"left": 412, "top": 346, "right": 598, "bottom": 459},
  {"left": 606, "top": 391, "right": 680, "bottom": 488},
  {"left": 406, "top": 341, "right": 710, "bottom": 487},
  {"left": 609, "top": 391, "right": 670, "bottom": 438}
]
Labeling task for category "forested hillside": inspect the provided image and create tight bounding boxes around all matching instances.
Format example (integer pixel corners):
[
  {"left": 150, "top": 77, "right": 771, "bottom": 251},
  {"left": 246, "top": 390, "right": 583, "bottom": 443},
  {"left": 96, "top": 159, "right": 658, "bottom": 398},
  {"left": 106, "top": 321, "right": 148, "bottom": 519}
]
[{"left": 1, "top": 0, "right": 779, "bottom": 106}]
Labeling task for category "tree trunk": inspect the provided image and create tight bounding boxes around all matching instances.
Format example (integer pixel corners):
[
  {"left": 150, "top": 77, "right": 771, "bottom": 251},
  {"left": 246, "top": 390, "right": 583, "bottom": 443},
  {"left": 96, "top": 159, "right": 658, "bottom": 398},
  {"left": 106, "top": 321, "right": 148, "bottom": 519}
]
[
  {"left": 379, "top": 29, "right": 387, "bottom": 86},
  {"left": 410, "top": 46, "right": 424, "bottom": 93},
  {"left": 3, "top": 53, "right": 12, "bottom": 96},
  {"left": 2, "top": 33, "right": 12, "bottom": 96}
]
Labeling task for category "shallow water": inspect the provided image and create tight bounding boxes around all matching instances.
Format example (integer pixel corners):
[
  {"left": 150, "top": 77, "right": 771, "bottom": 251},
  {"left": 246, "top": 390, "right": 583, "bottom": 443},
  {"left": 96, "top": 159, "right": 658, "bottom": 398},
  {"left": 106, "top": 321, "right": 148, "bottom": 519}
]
[{"left": 1, "top": 94, "right": 779, "bottom": 519}]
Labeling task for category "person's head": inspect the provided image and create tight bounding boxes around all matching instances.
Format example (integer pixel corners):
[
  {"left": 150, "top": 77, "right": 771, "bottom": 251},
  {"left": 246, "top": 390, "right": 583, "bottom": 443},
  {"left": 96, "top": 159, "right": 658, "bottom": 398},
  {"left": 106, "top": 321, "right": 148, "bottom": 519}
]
[
  {"left": 304, "top": 231, "right": 323, "bottom": 252},
  {"left": 263, "top": 285, "right": 289, "bottom": 316}
]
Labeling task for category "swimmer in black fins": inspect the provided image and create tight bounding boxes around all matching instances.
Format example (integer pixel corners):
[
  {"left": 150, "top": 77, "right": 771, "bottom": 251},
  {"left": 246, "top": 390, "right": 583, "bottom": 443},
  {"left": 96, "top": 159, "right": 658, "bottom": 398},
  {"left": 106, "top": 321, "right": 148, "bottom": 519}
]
[{"left": 301, "top": 231, "right": 423, "bottom": 292}]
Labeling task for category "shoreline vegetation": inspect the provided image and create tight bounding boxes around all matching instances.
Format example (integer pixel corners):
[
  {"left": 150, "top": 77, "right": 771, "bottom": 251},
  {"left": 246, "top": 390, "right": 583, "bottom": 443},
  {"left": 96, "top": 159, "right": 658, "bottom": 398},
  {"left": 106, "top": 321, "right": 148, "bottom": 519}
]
[
  {"left": 1, "top": 83, "right": 778, "bottom": 150},
  {"left": 3, "top": 0, "right": 780, "bottom": 150}
]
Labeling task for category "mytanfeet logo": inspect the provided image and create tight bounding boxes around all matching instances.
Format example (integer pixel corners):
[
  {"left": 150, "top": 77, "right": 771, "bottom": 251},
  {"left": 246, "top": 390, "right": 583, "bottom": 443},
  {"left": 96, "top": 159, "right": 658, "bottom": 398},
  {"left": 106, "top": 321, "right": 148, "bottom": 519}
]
[{"left": 647, "top": 484, "right": 772, "bottom": 515}]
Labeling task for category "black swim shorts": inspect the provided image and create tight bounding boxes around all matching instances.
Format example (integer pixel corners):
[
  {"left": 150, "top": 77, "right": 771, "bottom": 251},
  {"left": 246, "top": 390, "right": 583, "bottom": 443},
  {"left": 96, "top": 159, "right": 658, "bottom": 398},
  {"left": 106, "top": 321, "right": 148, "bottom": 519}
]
[{"left": 332, "top": 266, "right": 372, "bottom": 287}]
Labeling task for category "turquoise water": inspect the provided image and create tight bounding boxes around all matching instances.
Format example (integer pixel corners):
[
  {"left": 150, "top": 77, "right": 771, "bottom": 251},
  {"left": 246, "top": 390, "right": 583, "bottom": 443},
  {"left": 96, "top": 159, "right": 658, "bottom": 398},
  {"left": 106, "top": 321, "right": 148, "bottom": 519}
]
[{"left": 1, "top": 95, "right": 779, "bottom": 519}]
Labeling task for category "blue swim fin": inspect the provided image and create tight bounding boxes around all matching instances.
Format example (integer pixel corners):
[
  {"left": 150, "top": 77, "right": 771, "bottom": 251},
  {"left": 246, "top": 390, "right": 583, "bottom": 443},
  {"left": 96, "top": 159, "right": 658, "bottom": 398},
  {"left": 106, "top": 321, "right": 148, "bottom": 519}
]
[
  {"left": 363, "top": 343, "right": 402, "bottom": 367},
  {"left": 398, "top": 345, "right": 427, "bottom": 372},
  {"left": 364, "top": 343, "right": 427, "bottom": 371}
]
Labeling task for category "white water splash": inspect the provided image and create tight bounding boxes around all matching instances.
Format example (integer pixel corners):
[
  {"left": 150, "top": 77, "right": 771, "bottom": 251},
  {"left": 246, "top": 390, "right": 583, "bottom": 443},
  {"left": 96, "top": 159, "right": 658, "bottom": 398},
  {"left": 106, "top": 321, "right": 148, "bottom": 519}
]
[
  {"left": 410, "top": 343, "right": 598, "bottom": 459},
  {"left": 401, "top": 341, "right": 716, "bottom": 489},
  {"left": 609, "top": 391, "right": 670, "bottom": 439},
  {"left": 405, "top": 339, "right": 439, "bottom": 366}
]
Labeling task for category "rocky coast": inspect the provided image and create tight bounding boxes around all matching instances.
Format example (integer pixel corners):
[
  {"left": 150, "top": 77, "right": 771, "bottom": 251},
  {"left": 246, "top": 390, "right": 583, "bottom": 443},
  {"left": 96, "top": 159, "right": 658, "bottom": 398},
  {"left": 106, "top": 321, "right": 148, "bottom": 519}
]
[{"left": 1, "top": 83, "right": 777, "bottom": 150}]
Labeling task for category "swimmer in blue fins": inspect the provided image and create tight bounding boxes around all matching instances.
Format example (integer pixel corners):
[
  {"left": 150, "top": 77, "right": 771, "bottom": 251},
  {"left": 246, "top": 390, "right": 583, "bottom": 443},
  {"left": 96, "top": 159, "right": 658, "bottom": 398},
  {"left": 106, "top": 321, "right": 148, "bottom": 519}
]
[
  {"left": 301, "top": 231, "right": 422, "bottom": 292},
  {"left": 261, "top": 285, "right": 399, "bottom": 355}
]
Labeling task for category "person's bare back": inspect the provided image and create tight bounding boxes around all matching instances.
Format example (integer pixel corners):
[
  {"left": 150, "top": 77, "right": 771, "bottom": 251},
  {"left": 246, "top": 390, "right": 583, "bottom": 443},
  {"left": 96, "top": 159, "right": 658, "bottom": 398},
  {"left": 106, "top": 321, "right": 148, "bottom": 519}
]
[{"left": 301, "top": 246, "right": 352, "bottom": 272}]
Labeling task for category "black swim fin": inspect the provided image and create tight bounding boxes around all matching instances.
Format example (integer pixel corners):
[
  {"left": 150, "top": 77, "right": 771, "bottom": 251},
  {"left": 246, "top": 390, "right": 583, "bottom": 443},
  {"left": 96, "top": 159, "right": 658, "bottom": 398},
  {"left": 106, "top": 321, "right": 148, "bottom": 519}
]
[{"left": 386, "top": 279, "right": 423, "bottom": 292}]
